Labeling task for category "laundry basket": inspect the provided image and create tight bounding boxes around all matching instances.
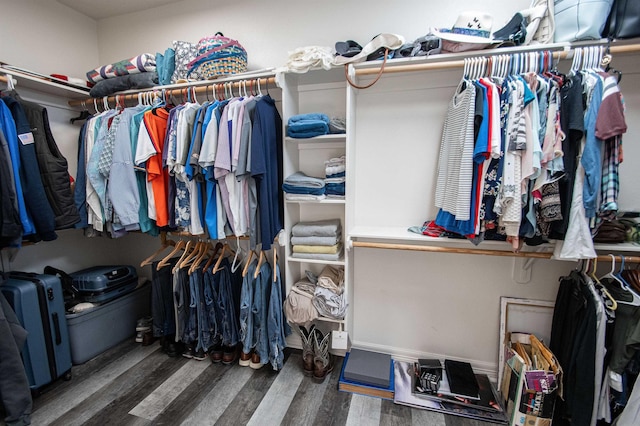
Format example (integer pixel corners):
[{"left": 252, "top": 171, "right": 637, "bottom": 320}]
[{"left": 186, "top": 32, "right": 247, "bottom": 79}]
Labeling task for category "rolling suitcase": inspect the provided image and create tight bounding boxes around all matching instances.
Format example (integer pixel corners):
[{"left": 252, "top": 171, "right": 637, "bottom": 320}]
[
  {"left": 1, "top": 272, "right": 72, "bottom": 392},
  {"left": 45, "top": 265, "right": 139, "bottom": 304}
]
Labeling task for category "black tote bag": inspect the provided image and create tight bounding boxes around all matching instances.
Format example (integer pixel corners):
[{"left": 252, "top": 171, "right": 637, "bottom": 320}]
[{"left": 604, "top": 0, "right": 640, "bottom": 39}]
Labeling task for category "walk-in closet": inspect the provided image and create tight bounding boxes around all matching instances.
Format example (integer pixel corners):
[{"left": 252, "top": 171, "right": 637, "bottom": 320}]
[{"left": 2, "top": 0, "right": 640, "bottom": 425}]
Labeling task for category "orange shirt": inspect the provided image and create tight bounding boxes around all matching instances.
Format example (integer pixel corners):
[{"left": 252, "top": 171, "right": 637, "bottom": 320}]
[{"left": 143, "top": 108, "right": 170, "bottom": 227}]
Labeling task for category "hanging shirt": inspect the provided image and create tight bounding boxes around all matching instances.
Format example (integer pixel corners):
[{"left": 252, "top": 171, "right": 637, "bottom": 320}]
[{"left": 434, "top": 81, "right": 476, "bottom": 221}]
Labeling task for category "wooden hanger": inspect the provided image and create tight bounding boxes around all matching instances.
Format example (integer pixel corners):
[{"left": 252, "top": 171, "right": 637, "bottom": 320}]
[
  {"left": 179, "top": 240, "right": 205, "bottom": 272},
  {"left": 172, "top": 240, "right": 195, "bottom": 274},
  {"left": 140, "top": 232, "right": 176, "bottom": 267},
  {"left": 242, "top": 249, "right": 257, "bottom": 277},
  {"left": 202, "top": 241, "right": 223, "bottom": 273},
  {"left": 189, "top": 241, "right": 214, "bottom": 275},
  {"left": 213, "top": 243, "right": 235, "bottom": 274},
  {"left": 272, "top": 245, "right": 278, "bottom": 283},
  {"left": 156, "top": 239, "right": 186, "bottom": 270},
  {"left": 253, "top": 250, "right": 266, "bottom": 279}
]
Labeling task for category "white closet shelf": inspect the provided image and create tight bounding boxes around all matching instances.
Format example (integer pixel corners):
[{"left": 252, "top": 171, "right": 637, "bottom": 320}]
[
  {"left": 285, "top": 199, "right": 345, "bottom": 205},
  {"left": 0, "top": 66, "right": 90, "bottom": 99},
  {"left": 349, "top": 226, "right": 640, "bottom": 255},
  {"left": 286, "top": 256, "right": 345, "bottom": 266},
  {"left": 314, "top": 316, "right": 344, "bottom": 325},
  {"left": 285, "top": 135, "right": 346, "bottom": 147}
]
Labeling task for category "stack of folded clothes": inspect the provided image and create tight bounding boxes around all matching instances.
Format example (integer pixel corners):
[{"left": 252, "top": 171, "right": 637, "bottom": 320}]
[
  {"left": 324, "top": 156, "right": 346, "bottom": 199},
  {"left": 286, "top": 113, "right": 330, "bottom": 138},
  {"left": 282, "top": 266, "right": 348, "bottom": 323},
  {"left": 291, "top": 218, "right": 343, "bottom": 261},
  {"left": 87, "top": 53, "right": 159, "bottom": 97},
  {"left": 283, "top": 171, "right": 326, "bottom": 201}
]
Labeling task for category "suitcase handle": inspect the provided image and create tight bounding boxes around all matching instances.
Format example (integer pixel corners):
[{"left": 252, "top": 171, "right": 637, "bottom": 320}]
[
  {"left": 44, "top": 266, "right": 79, "bottom": 296},
  {"left": 52, "top": 312, "right": 62, "bottom": 345}
]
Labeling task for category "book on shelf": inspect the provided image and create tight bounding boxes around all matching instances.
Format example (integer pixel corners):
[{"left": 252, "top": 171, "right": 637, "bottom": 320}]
[{"left": 338, "top": 351, "right": 395, "bottom": 400}]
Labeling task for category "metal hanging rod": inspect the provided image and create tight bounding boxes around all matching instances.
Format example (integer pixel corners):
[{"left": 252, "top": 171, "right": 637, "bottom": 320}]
[
  {"left": 68, "top": 75, "right": 277, "bottom": 109},
  {"left": 351, "top": 241, "right": 640, "bottom": 263},
  {"left": 354, "top": 42, "right": 640, "bottom": 76}
]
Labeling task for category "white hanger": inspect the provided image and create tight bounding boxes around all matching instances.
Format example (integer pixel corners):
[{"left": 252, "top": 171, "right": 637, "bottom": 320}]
[{"left": 614, "top": 255, "right": 640, "bottom": 306}]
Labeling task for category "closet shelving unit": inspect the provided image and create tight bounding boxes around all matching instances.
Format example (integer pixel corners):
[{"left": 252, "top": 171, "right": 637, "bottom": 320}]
[
  {"left": 277, "top": 66, "right": 351, "bottom": 350},
  {"left": 0, "top": 65, "right": 91, "bottom": 100},
  {"left": 345, "top": 39, "right": 640, "bottom": 260}
]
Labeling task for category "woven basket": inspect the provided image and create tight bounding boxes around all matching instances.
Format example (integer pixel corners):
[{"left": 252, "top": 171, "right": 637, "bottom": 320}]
[{"left": 187, "top": 32, "right": 247, "bottom": 79}]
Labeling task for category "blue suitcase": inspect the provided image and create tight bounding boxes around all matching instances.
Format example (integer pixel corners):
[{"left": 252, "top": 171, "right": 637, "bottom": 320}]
[
  {"left": 1, "top": 273, "right": 72, "bottom": 392},
  {"left": 45, "top": 265, "right": 138, "bottom": 304}
]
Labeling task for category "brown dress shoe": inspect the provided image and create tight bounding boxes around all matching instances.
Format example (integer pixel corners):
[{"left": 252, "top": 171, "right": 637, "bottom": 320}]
[
  {"left": 249, "top": 351, "right": 263, "bottom": 370},
  {"left": 209, "top": 344, "right": 223, "bottom": 363},
  {"left": 142, "top": 330, "right": 156, "bottom": 346},
  {"left": 222, "top": 345, "right": 238, "bottom": 365},
  {"left": 239, "top": 350, "right": 252, "bottom": 367}
]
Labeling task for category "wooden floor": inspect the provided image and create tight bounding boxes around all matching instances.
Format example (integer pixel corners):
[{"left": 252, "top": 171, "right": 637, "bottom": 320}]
[{"left": 19, "top": 338, "right": 500, "bottom": 426}]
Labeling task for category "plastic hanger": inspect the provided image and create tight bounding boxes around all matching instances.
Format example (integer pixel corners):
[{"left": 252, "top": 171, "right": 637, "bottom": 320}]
[
  {"left": 614, "top": 255, "right": 640, "bottom": 307},
  {"left": 156, "top": 239, "right": 186, "bottom": 270},
  {"left": 230, "top": 236, "right": 244, "bottom": 273},
  {"left": 140, "top": 232, "right": 176, "bottom": 267}
]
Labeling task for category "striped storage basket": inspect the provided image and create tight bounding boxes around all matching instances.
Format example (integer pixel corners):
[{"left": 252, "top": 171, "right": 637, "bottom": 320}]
[{"left": 187, "top": 32, "right": 247, "bottom": 79}]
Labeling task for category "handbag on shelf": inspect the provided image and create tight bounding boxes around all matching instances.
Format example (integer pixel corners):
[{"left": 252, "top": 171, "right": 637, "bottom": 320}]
[
  {"left": 554, "top": 0, "right": 615, "bottom": 42},
  {"left": 603, "top": 0, "right": 640, "bottom": 39},
  {"left": 186, "top": 32, "right": 248, "bottom": 79}
]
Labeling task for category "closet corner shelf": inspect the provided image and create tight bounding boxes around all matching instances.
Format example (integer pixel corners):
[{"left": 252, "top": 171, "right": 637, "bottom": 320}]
[
  {"left": 285, "top": 198, "right": 345, "bottom": 205},
  {"left": 286, "top": 256, "right": 345, "bottom": 266},
  {"left": 0, "top": 66, "right": 90, "bottom": 100}
]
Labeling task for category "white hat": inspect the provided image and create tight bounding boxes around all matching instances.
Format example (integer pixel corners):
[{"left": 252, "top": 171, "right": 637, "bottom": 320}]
[{"left": 431, "top": 12, "right": 501, "bottom": 51}]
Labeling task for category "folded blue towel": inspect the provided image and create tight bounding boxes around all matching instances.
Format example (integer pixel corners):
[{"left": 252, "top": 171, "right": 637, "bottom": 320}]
[
  {"left": 288, "top": 113, "right": 330, "bottom": 124},
  {"left": 287, "top": 122, "right": 329, "bottom": 138},
  {"left": 282, "top": 184, "right": 325, "bottom": 196}
]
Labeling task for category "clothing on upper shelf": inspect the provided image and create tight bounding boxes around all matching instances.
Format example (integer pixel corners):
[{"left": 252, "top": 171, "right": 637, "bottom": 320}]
[
  {"left": 433, "top": 66, "right": 627, "bottom": 257},
  {"left": 74, "top": 92, "right": 283, "bottom": 249}
]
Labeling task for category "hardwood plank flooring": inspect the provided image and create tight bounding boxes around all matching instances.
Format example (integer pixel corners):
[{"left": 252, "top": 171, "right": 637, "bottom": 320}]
[{"left": 8, "top": 338, "right": 504, "bottom": 425}]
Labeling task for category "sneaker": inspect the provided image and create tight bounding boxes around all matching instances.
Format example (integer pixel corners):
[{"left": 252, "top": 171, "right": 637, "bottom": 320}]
[
  {"left": 193, "top": 348, "right": 208, "bottom": 361},
  {"left": 182, "top": 344, "right": 194, "bottom": 359},
  {"left": 135, "top": 331, "right": 144, "bottom": 343},
  {"left": 136, "top": 316, "right": 153, "bottom": 332}
]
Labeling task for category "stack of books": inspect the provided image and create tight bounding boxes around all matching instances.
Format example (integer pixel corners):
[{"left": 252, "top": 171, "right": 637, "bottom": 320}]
[{"left": 338, "top": 349, "right": 394, "bottom": 400}]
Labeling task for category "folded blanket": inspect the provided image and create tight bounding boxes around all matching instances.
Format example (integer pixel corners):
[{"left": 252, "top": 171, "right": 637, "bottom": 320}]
[
  {"left": 325, "top": 182, "right": 345, "bottom": 195},
  {"left": 293, "top": 243, "right": 342, "bottom": 254},
  {"left": 290, "top": 234, "right": 341, "bottom": 246},
  {"left": 325, "top": 177, "right": 345, "bottom": 184},
  {"left": 326, "top": 170, "right": 346, "bottom": 179},
  {"left": 291, "top": 251, "right": 342, "bottom": 261},
  {"left": 285, "top": 46, "right": 335, "bottom": 74},
  {"left": 86, "top": 53, "right": 156, "bottom": 83},
  {"left": 284, "top": 171, "right": 325, "bottom": 188},
  {"left": 89, "top": 72, "right": 158, "bottom": 98},
  {"left": 292, "top": 219, "right": 342, "bottom": 237},
  {"left": 285, "top": 194, "right": 327, "bottom": 201}
]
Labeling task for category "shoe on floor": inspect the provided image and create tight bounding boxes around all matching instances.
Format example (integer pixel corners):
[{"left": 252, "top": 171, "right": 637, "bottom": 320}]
[
  {"left": 249, "top": 352, "right": 263, "bottom": 370},
  {"left": 239, "top": 350, "right": 252, "bottom": 367},
  {"left": 193, "top": 348, "right": 208, "bottom": 361},
  {"left": 142, "top": 330, "right": 156, "bottom": 346},
  {"left": 222, "top": 345, "right": 238, "bottom": 365},
  {"left": 135, "top": 331, "right": 144, "bottom": 343},
  {"left": 209, "top": 344, "right": 223, "bottom": 363},
  {"left": 136, "top": 316, "right": 153, "bottom": 332},
  {"left": 182, "top": 344, "right": 194, "bottom": 359}
]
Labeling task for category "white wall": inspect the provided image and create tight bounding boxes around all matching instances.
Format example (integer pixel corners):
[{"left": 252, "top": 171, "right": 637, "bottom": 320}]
[
  {"left": 0, "top": 0, "right": 99, "bottom": 78},
  {"left": 96, "top": 0, "right": 532, "bottom": 72}
]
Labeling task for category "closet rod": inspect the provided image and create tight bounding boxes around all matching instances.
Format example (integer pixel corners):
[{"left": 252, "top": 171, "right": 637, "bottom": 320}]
[
  {"left": 351, "top": 241, "right": 640, "bottom": 263},
  {"left": 355, "top": 43, "right": 640, "bottom": 76},
  {"left": 67, "top": 76, "right": 277, "bottom": 108}
]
